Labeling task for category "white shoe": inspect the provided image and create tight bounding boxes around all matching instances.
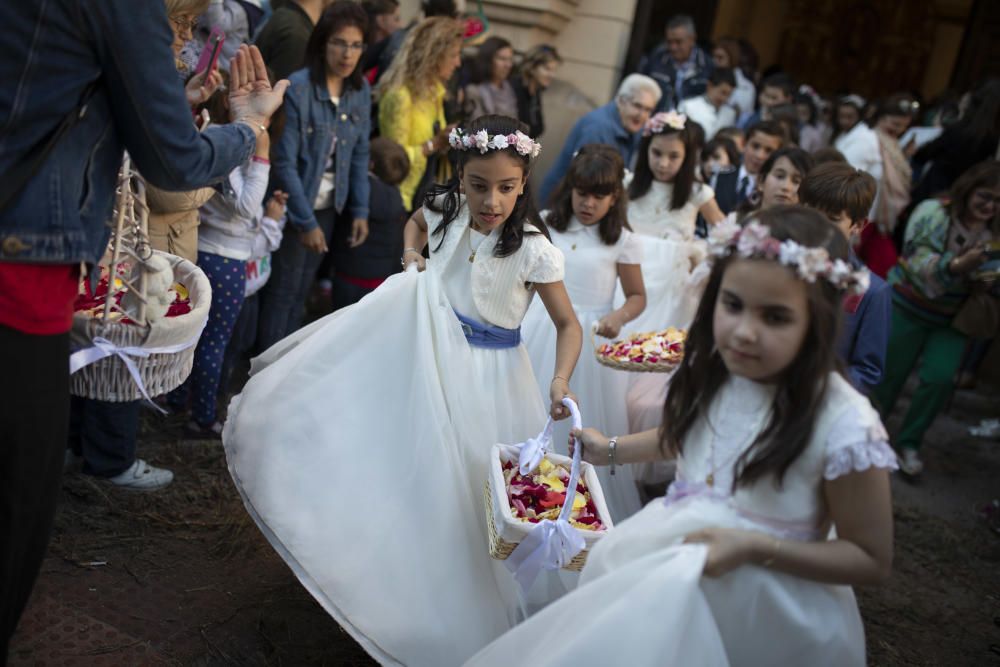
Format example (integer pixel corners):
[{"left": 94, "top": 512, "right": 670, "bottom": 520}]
[
  {"left": 898, "top": 448, "right": 923, "bottom": 477},
  {"left": 106, "top": 459, "right": 174, "bottom": 490}
]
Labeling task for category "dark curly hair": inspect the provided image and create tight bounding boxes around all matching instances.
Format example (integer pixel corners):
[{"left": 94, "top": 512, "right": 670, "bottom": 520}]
[{"left": 425, "top": 114, "right": 547, "bottom": 257}]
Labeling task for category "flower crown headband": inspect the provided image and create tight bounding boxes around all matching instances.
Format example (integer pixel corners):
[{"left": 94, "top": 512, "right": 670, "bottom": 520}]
[
  {"left": 448, "top": 127, "right": 542, "bottom": 158},
  {"left": 643, "top": 110, "right": 686, "bottom": 137},
  {"left": 707, "top": 219, "right": 870, "bottom": 295}
]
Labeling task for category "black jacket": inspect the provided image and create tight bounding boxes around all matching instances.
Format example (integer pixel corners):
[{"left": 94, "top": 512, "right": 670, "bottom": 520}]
[{"left": 331, "top": 175, "right": 407, "bottom": 279}]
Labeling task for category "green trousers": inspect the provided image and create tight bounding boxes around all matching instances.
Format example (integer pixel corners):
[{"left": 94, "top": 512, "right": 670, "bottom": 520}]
[{"left": 872, "top": 304, "right": 966, "bottom": 451}]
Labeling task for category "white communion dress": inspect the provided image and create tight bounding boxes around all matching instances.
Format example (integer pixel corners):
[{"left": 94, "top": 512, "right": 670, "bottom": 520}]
[
  {"left": 223, "top": 200, "right": 568, "bottom": 666},
  {"left": 621, "top": 179, "right": 714, "bottom": 335},
  {"left": 521, "top": 215, "right": 644, "bottom": 522},
  {"left": 466, "top": 373, "right": 898, "bottom": 667}
]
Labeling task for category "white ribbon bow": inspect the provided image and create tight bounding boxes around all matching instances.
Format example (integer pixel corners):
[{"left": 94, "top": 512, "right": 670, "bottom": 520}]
[
  {"left": 506, "top": 396, "right": 587, "bottom": 591},
  {"left": 69, "top": 334, "right": 201, "bottom": 411}
]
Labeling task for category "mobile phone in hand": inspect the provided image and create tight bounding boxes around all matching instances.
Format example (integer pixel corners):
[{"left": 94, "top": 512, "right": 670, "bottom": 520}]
[{"left": 195, "top": 27, "right": 226, "bottom": 75}]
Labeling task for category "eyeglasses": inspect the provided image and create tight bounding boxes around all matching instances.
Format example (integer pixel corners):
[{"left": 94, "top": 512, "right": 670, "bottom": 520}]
[
  {"left": 623, "top": 96, "right": 655, "bottom": 115},
  {"left": 169, "top": 15, "right": 198, "bottom": 33},
  {"left": 328, "top": 38, "right": 367, "bottom": 54},
  {"left": 972, "top": 189, "right": 1000, "bottom": 205}
]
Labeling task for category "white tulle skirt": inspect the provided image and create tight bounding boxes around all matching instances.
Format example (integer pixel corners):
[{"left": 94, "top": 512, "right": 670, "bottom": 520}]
[
  {"left": 520, "top": 299, "right": 644, "bottom": 522},
  {"left": 465, "top": 496, "right": 866, "bottom": 667},
  {"left": 224, "top": 267, "right": 559, "bottom": 666},
  {"left": 617, "top": 236, "right": 704, "bottom": 336}
]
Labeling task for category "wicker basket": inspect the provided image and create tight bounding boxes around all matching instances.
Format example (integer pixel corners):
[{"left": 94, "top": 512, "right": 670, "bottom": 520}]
[
  {"left": 593, "top": 326, "right": 685, "bottom": 373},
  {"left": 70, "top": 251, "right": 211, "bottom": 401},
  {"left": 485, "top": 444, "right": 613, "bottom": 571}
]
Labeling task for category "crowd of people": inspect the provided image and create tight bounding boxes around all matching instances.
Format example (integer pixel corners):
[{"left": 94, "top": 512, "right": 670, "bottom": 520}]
[{"left": 1, "top": 0, "right": 998, "bottom": 665}]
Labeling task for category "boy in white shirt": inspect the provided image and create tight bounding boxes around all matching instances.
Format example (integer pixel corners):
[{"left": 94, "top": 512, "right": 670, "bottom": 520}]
[{"left": 678, "top": 67, "right": 736, "bottom": 140}]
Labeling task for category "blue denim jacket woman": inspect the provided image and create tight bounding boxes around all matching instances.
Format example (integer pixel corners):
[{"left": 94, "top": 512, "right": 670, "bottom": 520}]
[{"left": 258, "top": 2, "right": 372, "bottom": 349}]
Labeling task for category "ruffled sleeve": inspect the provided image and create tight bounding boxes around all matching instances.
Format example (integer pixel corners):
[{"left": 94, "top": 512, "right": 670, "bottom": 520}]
[
  {"left": 525, "top": 236, "right": 565, "bottom": 284},
  {"left": 616, "top": 229, "right": 644, "bottom": 264},
  {"left": 823, "top": 405, "right": 898, "bottom": 480},
  {"left": 692, "top": 182, "right": 716, "bottom": 208}
]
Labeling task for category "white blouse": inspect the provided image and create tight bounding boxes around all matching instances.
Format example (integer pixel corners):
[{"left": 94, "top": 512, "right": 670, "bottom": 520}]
[
  {"left": 426, "top": 199, "right": 564, "bottom": 329},
  {"left": 546, "top": 215, "right": 643, "bottom": 311},
  {"left": 627, "top": 180, "right": 715, "bottom": 241}
]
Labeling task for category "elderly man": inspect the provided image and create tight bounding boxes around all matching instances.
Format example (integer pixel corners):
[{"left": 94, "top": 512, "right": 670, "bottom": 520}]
[
  {"left": 638, "top": 14, "right": 713, "bottom": 113},
  {"left": 539, "top": 73, "right": 660, "bottom": 204}
]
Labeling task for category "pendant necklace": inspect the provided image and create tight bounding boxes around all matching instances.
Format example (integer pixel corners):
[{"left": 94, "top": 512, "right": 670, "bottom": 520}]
[
  {"left": 705, "top": 392, "right": 768, "bottom": 488},
  {"left": 468, "top": 225, "right": 485, "bottom": 263}
]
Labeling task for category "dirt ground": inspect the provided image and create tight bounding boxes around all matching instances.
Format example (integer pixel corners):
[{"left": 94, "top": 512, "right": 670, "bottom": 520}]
[{"left": 8, "top": 379, "right": 1000, "bottom": 666}]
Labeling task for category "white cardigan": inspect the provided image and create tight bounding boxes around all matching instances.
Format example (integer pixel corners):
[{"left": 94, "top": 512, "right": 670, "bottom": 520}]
[{"left": 425, "top": 199, "right": 564, "bottom": 329}]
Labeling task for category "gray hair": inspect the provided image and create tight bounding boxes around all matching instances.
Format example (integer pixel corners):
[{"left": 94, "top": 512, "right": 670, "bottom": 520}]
[
  {"left": 616, "top": 73, "right": 662, "bottom": 105},
  {"left": 666, "top": 14, "right": 696, "bottom": 37}
]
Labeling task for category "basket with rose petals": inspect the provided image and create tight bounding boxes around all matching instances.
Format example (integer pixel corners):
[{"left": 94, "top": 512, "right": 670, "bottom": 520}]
[{"left": 594, "top": 327, "right": 686, "bottom": 373}]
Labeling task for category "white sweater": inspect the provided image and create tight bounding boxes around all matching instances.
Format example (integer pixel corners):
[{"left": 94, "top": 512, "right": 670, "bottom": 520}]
[{"left": 198, "top": 159, "right": 271, "bottom": 260}]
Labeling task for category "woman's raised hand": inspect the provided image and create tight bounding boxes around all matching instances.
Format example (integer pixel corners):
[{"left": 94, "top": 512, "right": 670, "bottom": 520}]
[{"left": 228, "top": 45, "right": 289, "bottom": 133}]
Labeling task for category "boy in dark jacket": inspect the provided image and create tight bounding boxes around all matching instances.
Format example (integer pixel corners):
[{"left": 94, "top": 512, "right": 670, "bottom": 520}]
[
  {"left": 330, "top": 137, "right": 409, "bottom": 309},
  {"left": 800, "top": 162, "right": 891, "bottom": 394}
]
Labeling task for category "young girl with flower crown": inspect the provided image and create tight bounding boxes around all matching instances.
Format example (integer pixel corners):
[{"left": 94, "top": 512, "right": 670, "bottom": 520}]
[
  {"left": 223, "top": 115, "right": 582, "bottom": 666},
  {"left": 521, "top": 144, "right": 646, "bottom": 521},
  {"left": 467, "top": 205, "right": 896, "bottom": 667},
  {"left": 623, "top": 110, "right": 726, "bottom": 336}
]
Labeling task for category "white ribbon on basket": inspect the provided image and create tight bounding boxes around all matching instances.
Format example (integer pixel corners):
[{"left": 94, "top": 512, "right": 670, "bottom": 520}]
[
  {"left": 505, "top": 396, "right": 587, "bottom": 591},
  {"left": 69, "top": 334, "right": 201, "bottom": 412}
]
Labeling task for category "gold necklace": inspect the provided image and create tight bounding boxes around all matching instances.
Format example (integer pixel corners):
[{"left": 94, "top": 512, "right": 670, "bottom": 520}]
[{"left": 468, "top": 224, "right": 485, "bottom": 263}]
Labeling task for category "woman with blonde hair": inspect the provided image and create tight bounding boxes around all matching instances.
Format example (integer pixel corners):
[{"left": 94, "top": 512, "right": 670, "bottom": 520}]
[{"left": 377, "top": 15, "right": 463, "bottom": 211}]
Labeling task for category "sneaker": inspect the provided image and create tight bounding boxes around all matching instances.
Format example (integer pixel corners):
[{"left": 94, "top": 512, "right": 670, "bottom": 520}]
[
  {"left": 184, "top": 419, "right": 223, "bottom": 440},
  {"left": 898, "top": 448, "right": 924, "bottom": 477},
  {"left": 106, "top": 459, "right": 174, "bottom": 491}
]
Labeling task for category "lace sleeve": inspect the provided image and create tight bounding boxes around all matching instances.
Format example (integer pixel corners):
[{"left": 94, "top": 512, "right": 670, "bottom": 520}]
[
  {"left": 525, "top": 237, "right": 565, "bottom": 284},
  {"left": 617, "top": 229, "right": 644, "bottom": 264},
  {"left": 823, "top": 405, "right": 898, "bottom": 480}
]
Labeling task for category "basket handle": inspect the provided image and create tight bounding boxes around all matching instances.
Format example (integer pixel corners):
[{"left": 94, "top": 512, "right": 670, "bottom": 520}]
[{"left": 517, "top": 395, "right": 582, "bottom": 474}]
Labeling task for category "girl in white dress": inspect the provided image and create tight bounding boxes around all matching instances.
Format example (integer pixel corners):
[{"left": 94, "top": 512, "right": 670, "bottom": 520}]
[
  {"left": 522, "top": 144, "right": 646, "bottom": 521},
  {"left": 466, "top": 206, "right": 896, "bottom": 667},
  {"left": 624, "top": 110, "right": 725, "bottom": 335},
  {"left": 223, "top": 115, "right": 583, "bottom": 667}
]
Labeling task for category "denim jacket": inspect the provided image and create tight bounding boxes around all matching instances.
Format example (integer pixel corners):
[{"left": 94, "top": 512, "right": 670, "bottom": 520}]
[
  {"left": 272, "top": 69, "right": 371, "bottom": 232},
  {"left": 0, "top": 0, "right": 256, "bottom": 265}
]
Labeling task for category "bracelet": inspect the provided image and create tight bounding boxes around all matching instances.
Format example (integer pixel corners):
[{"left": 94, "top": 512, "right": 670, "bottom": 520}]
[
  {"left": 252, "top": 156, "right": 270, "bottom": 165},
  {"left": 551, "top": 375, "right": 569, "bottom": 385},
  {"left": 403, "top": 247, "right": 420, "bottom": 255},
  {"left": 761, "top": 538, "right": 781, "bottom": 567},
  {"left": 608, "top": 437, "right": 618, "bottom": 476}
]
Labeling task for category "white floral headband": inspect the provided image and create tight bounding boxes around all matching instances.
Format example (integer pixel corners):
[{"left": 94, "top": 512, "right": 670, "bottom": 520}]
[
  {"left": 448, "top": 128, "right": 542, "bottom": 158},
  {"left": 707, "top": 219, "right": 870, "bottom": 295},
  {"left": 643, "top": 110, "right": 686, "bottom": 136}
]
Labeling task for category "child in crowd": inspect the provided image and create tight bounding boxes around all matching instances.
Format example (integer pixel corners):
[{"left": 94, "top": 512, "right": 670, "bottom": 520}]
[
  {"left": 701, "top": 136, "right": 739, "bottom": 183},
  {"left": 625, "top": 111, "right": 725, "bottom": 336},
  {"left": 740, "top": 71, "right": 795, "bottom": 129},
  {"left": 467, "top": 206, "right": 896, "bottom": 667},
  {"left": 800, "top": 162, "right": 890, "bottom": 395},
  {"left": 716, "top": 125, "right": 745, "bottom": 153},
  {"left": 735, "top": 146, "right": 815, "bottom": 219},
  {"left": 172, "top": 86, "right": 287, "bottom": 437},
  {"left": 523, "top": 144, "right": 646, "bottom": 521},
  {"left": 679, "top": 67, "right": 737, "bottom": 141},
  {"left": 711, "top": 120, "right": 785, "bottom": 214},
  {"left": 224, "top": 115, "right": 583, "bottom": 666},
  {"left": 329, "top": 137, "right": 410, "bottom": 310}
]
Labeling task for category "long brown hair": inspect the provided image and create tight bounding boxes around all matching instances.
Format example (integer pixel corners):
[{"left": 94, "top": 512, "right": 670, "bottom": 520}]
[
  {"left": 660, "top": 205, "right": 848, "bottom": 489},
  {"left": 947, "top": 160, "right": 1000, "bottom": 231},
  {"left": 628, "top": 127, "right": 698, "bottom": 209},
  {"left": 546, "top": 144, "right": 628, "bottom": 245}
]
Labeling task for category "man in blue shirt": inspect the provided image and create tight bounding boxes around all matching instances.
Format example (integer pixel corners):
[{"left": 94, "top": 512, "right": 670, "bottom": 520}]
[{"left": 539, "top": 73, "right": 660, "bottom": 204}]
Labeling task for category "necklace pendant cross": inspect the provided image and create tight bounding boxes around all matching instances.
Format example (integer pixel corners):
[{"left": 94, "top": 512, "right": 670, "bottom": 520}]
[{"left": 706, "top": 472, "right": 714, "bottom": 487}]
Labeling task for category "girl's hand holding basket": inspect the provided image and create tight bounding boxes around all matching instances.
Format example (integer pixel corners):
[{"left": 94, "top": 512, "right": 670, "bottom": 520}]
[{"left": 548, "top": 377, "right": 577, "bottom": 420}]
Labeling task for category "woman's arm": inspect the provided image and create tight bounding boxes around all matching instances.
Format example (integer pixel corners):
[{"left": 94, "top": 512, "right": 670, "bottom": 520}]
[
  {"left": 596, "top": 263, "right": 646, "bottom": 338},
  {"left": 699, "top": 197, "right": 726, "bottom": 225},
  {"left": 401, "top": 209, "right": 428, "bottom": 271},
  {"left": 685, "top": 467, "right": 894, "bottom": 586},
  {"left": 534, "top": 280, "right": 582, "bottom": 420},
  {"left": 271, "top": 88, "right": 315, "bottom": 231},
  {"left": 346, "top": 86, "right": 372, "bottom": 247}
]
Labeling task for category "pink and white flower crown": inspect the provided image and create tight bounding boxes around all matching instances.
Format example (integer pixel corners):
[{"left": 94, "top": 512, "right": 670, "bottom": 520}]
[
  {"left": 642, "top": 110, "right": 686, "bottom": 137},
  {"left": 707, "top": 219, "right": 870, "bottom": 295},
  {"left": 448, "top": 127, "right": 542, "bottom": 158}
]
